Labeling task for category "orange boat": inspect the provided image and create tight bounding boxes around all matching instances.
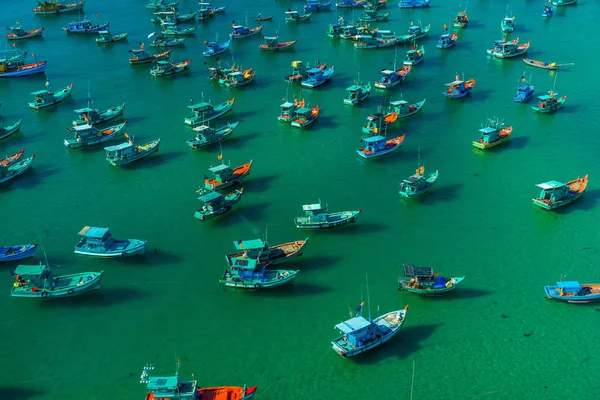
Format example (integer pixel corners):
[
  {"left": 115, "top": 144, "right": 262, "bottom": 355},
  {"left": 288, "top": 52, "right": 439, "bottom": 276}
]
[
  {"left": 197, "top": 385, "right": 258, "bottom": 400},
  {"left": 6, "top": 26, "right": 44, "bottom": 41},
  {"left": 204, "top": 160, "right": 254, "bottom": 191},
  {"left": 0, "top": 148, "right": 25, "bottom": 167},
  {"left": 260, "top": 35, "right": 297, "bottom": 51}
]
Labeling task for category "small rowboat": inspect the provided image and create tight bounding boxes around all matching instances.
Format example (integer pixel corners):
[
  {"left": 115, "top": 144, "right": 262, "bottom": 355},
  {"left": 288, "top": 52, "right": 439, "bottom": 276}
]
[
  {"left": 523, "top": 58, "right": 562, "bottom": 70},
  {"left": 6, "top": 26, "right": 44, "bottom": 41},
  {"left": 1, "top": 148, "right": 25, "bottom": 166},
  {"left": 260, "top": 36, "right": 297, "bottom": 51},
  {"left": 0, "top": 61, "right": 47, "bottom": 78},
  {"left": 255, "top": 15, "right": 273, "bottom": 21},
  {"left": 0, "top": 120, "right": 22, "bottom": 141},
  {"left": 545, "top": 281, "right": 600, "bottom": 303},
  {"left": 0, "top": 243, "right": 37, "bottom": 262}
]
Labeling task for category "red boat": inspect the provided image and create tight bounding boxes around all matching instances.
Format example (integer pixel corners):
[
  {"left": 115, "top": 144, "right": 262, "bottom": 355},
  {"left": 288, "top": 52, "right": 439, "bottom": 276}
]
[{"left": 0, "top": 148, "right": 25, "bottom": 167}]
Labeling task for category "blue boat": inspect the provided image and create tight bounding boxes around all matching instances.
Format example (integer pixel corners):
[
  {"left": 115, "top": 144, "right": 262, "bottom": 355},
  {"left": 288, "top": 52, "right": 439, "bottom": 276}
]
[
  {"left": 357, "top": 134, "right": 406, "bottom": 159},
  {"left": 336, "top": 0, "right": 362, "bottom": 8},
  {"left": 301, "top": 66, "right": 335, "bottom": 88},
  {"left": 305, "top": 1, "right": 333, "bottom": 11},
  {"left": 398, "top": 0, "right": 431, "bottom": 8},
  {"left": 74, "top": 226, "right": 147, "bottom": 258},
  {"left": 513, "top": 75, "right": 535, "bottom": 102},
  {"left": 63, "top": 19, "right": 109, "bottom": 34},
  {"left": 0, "top": 154, "right": 35, "bottom": 184},
  {"left": 545, "top": 280, "right": 600, "bottom": 303},
  {"left": 437, "top": 26, "right": 458, "bottom": 49},
  {"left": 203, "top": 38, "right": 231, "bottom": 57},
  {"left": 230, "top": 24, "right": 264, "bottom": 39},
  {"left": 0, "top": 243, "right": 38, "bottom": 262},
  {"left": 373, "top": 66, "right": 411, "bottom": 89},
  {"left": 542, "top": 3, "right": 554, "bottom": 17},
  {"left": 332, "top": 303, "right": 409, "bottom": 358},
  {"left": 443, "top": 77, "right": 475, "bottom": 99}
]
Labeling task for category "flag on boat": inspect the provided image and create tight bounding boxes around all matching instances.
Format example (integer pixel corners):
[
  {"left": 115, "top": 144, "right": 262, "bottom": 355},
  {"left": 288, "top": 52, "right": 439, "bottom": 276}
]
[
  {"left": 356, "top": 301, "right": 364, "bottom": 311},
  {"left": 217, "top": 154, "right": 223, "bottom": 160}
]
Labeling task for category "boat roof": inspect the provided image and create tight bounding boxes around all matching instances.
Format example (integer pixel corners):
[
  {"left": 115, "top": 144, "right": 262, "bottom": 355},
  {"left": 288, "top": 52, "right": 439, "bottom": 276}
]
[
  {"left": 74, "top": 107, "right": 96, "bottom": 113},
  {"left": 307, "top": 68, "right": 322, "bottom": 73},
  {"left": 200, "top": 191, "right": 223, "bottom": 202},
  {"left": 208, "top": 163, "right": 231, "bottom": 173},
  {"left": 233, "top": 239, "right": 265, "bottom": 250},
  {"left": 390, "top": 100, "right": 407, "bottom": 106},
  {"left": 73, "top": 124, "right": 93, "bottom": 131},
  {"left": 403, "top": 264, "right": 433, "bottom": 277},
  {"left": 557, "top": 281, "right": 582, "bottom": 290},
  {"left": 193, "top": 125, "right": 212, "bottom": 132},
  {"left": 156, "top": 60, "right": 173, "bottom": 65},
  {"left": 189, "top": 102, "right": 212, "bottom": 110},
  {"left": 105, "top": 142, "right": 133, "bottom": 151},
  {"left": 536, "top": 181, "right": 566, "bottom": 190},
  {"left": 14, "top": 264, "right": 48, "bottom": 276},
  {"left": 302, "top": 203, "right": 322, "bottom": 211},
  {"left": 346, "top": 85, "right": 360, "bottom": 91},
  {"left": 228, "top": 71, "right": 243, "bottom": 76},
  {"left": 230, "top": 257, "right": 259, "bottom": 269},
  {"left": 263, "top": 36, "right": 277, "bottom": 40},
  {"left": 78, "top": 226, "right": 110, "bottom": 238},
  {"left": 335, "top": 316, "right": 372, "bottom": 334},
  {"left": 367, "top": 113, "right": 383, "bottom": 120},
  {"left": 280, "top": 101, "right": 295, "bottom": 107},
  {"left": 445, "top": 80, "right": 464, "bottom": 86},
  {"left": 537, "top": 95, "right": 555, "bottom": 100},
  {"left": 285, "top": 10, "right": 299, "bottom": 14},
  {"left": 362, "top": 135, "right": 386, "bottom": 143},
  {"left": 479, "top": 127, "right": 497, "bottom": 134},
  {"left": 296, "top": 107, "right": 310, "bottom": 113},
  {"left": 98, "top": 30, "right": 110, "bottom": 34},
  {"left": 408, "top": 26, "right": 421, "bottom": 32},
  {"left": 146, "top": 376, "right": 179, "bottom": 391},
  {"left": 379, "top": 70, "right": 394, "bottom": 75},
  {"left": 232, "top": 25, "right": 244, "bottom": 29},
  {"left": 403, "top": 175, "right": 421, "bottom": 183},
  {"left": 31, "top": 90, "right": 50, "bottom": 95}
]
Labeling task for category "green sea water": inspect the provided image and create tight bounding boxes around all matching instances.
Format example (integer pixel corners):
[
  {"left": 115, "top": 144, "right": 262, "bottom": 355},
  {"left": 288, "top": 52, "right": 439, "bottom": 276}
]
[{"left": 1, "top": 1, "right": 600, "bottom": 399}]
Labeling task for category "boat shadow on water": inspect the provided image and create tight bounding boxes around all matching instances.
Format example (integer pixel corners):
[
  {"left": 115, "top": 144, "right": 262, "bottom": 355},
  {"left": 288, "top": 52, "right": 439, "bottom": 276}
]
[
  {"left": 0, "top": 386, "right": 46, "bottom": 400},
  {"left": 211, "top": 202, "right": 271, "bottom": 227},
  {"left": 247, "top": 174, "right": 278, "bottom": 192},
  {"left": 38, "top": 287, "right": 148, "bottom": 308},
  {"left": 222, "top": 132, "right": 261, "bottom": 148},
  {"left": 554, "top": 189, "right": 600, "bottom": 214},
  {"left": 317, "top": 222, "right": 388, "bottom": 236},
  {"left": 0, "top": 166, "right": 58, "bottom": 191},
  {"left": 121, "top": 150, "right": 185, "bottom": 168},
  {"left": 406, "top": 288, "right": 493, "bottom": 301},
  {"left": 418, "top": 183, "right": 464, "bottom": 205},
  {"left": 243, "top": 282, "right": 332, "bottom": 297},
  {"left": 293, "top": 255, "right": 343, "bottom": 271}
]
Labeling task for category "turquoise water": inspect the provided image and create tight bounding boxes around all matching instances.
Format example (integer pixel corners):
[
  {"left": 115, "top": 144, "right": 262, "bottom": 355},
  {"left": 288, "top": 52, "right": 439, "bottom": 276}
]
[{"left": 1, "top": 1, "right": 600, "bottom": 399}]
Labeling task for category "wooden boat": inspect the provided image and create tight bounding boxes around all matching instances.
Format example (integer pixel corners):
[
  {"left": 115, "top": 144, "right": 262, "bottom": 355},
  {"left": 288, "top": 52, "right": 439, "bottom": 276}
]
[
  {"left": 285, "top": 60, "right": 327, "bottom": 84},
  {"left": 294, "top": 201, "right": 361, "bottom": 229},
  {"left": 278, "top": 98, "right": 304, "bottom": 122},
  {"left": 398, "top": 0, "right": 431, "bottom": 7},
  {"left": 194, "top": 188, "right": 244, "bottom": 221},
  {"left": 399, "top": 162, "right": 438, "bottom": 198},
  {"left": 374, "top": 66, "right": 411, "bottom": 89},
  {"left": 391, "top": 99, "right": 425, "bottom": 118},
  {"left": 255, "top": 15, "right": 273, "bottom": 22},
  {"left": 33, "top": 0, "right": 85, "bottom": 15},
  {"left": 0, "top": 154, "right": 35, "bottom": 184},
  {"left": 404, "top": 45, "right": 425, "bottom": 66},
  {"left": 398, "top": 264, "right": 465, "bottom": 294},
  {"left": 543, "top": 3, "right": 554, "bottom": 17},
  {"left": 522, "top": 58, "right": 562, "bottom": 70},
  {"left": 437, "top": 26, "right": 458, "bottom": 49},
  {"left": 197, "top": 7, "right": 215, "bottom": 21},
  {"left": 0, "top": 60, "right": 47, "bottom": 78},
  {"left": 225, "top": 237, "right": 309, "bottom": 267},
  {"left": 344, "top": 82, "right": 371, "bottom": 105},
  {"left": 150, "top": 59, "right": 191, "bottom": 77},
  {"left": 0, "top": 120, "right": 22, "bottom": 141},
  {"left": 532, "top": 91, "right": 566, "bottom": 113},
  {"left": 220, "top": 68, "right": 255, "bottom": 88},
  {"left": 305, "top": 1, "right": 333, "bottom": 11},
  {"left": 74, "top": 226, "right": 147, "bottom": 257},
  {"left": 6, "top": 25, "right": 44, "bottom": 40},
  {"left": 354, "top": 36, "right": 396, "bottom": 49},
  {"left": 10, "top": 265, "right": 103, "bottom": 299},
  {"left": 285, "top": 11, "right": 312, "bottom": 23},
  {"left": 96, "top": 30, "right": 128, "bottom": 44},
  {"left": 443, "top": 76, "right": 475, "bottom": 99},
  {"left": 203, "top": 39, "right": 230, "bottom": 57},
  {"left": 145, "top": 0, "right": 179, "bottom": 10},
  {"left": 149, "top": 34, "right": 185, "bottom": 47},
  {"left": 513, "top": 75, "right": 535, "bottom": 102},
  {"left": 357, "top": 134, "right": 406, "bottom": 159},
  {"left": 151, "top": 11, "right": 198, "bottom": 24},
  {"left": 332, "top": 304, "right": 408, "bottom": 358},
  {"left": 553, "top": 0, "right": 577, "bottom": 6},
  {"left": 362, "top": 111, "right": 398, "bottom": 135},
  {"left": 161, "top": 23, "right": 196, "bottom": 36},
  {"left": 472, "top": 118, "right": 512, "bottom": 150},
  {"left": 64, "top": 121, "right": 128, "bottom": 149},
  {"left": 221, "top": 259, "right": 298, "bottom": 289},
  {"left": 208, "top": 64, "right": 239, "bottom": 82},
  {"left": 63, "top": 19, "right": 109, "bottom": 34},
  {"left": 336, "top": 0, "right": 367, "bottom": 8},
  {"left": 204, "top": 160, "right": 253, "bottom": 191},
  {"left": 28, "top": 82, "right": 73, "bottom": 110},
  {"left": 105, "top": 135, "right": 161, "bottom": 166},
  {"left": 73, "top": 103, "right": 125, "bottom": 126},
  {"left": 545, "top": 280, "right": 600, "bottom": 303},
  {"left": 0, "top": 243, "right": 37, "bottom": 262},
  {"left": 396, "top": 23, "right": 430, "bottom": 44},
  {"left": 301, "top": 66, "right": 334, "bottom": 88},
  {"left": 357, "top": 10, "right": 390, "bottom": 23},
  {"left": 532, "top": 175, "right": 588, "bottom": 210},
  {"left": 453, "top": 11, "right": 468, "bottom": 28},
  {"left": 260, "top": 35, "right": 297, "bottom": 51},
  {"left": 230, "top": 24, "right": 263, "bottom": 39},
  {"left": 501, "top": 11, "right": 515, "bottom": 33},
  {"left": 489, "top": 39, "right": 530, "bottom": 59},
  {"left": 290, "top": 106, "right": 319, "bottom": 128},
  {"left": 187, "top": 122, "right": 239, "bottom": 149},
  {"left": 0, "top": 148, "right": 25, "bottom": 166},
  {"left": 184, "top": 98, "right": 235, "bottom": 126}
]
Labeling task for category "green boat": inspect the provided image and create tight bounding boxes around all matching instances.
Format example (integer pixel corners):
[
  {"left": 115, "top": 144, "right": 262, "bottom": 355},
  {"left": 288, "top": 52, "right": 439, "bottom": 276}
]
[
  {"left": 194, "top": 188, "right": 244, "bottom": 221},
  {"left": 390, "top": 98, "right": 426, "bottom": 118},
  {"left": 343, "top": 82, "right": 371, "bottom": 106},
  {"left": 532, "top": 91, "right": 567, "bottom": 113},
  {"left": 399, "top": 160, "right": 438, "bottom": 198},
  {"left": 472, "top": 118, "right": 513, "bottom": 150},
  {"left": 0, "top": 119, "right": 22, "bottom": 141},
  {"left": 294, "top": 200, "right": 362, "bottom": 229},
  {"left": 105, "top": 135, "right": 161, "bottom": 166},
  {"left": 204, "top": 159, "right": 253, "bottom": 191},
  {"left": 96, "top": 30, "right": 128, "bottom": 44},
  {"left": 225, "top": 237, "right": 310, "bottom": 267},
  {"left": 10, "top": 264, "right": 103, "bottom": 299},
  {"left": 64, "top": 121, "right": 128, "bottom": 149},
  {"left": 221, "top": 258, "right": 298, "bottom": 289},
  {"left": 0, "top": 154, "right": 35, "bottom": 184},
  {"left": 398, "top": 264, "right": 465, "bottom": 295},
  {"left": 532, "top": 175, "right": 588, "bottom": 210},
  {"left": 28, "top": 82, "right": 73, "bottom": 110},
  {"left": 161, "top": 22, "right": 197, "bottom": 36},
  {"left": 72, "top": 103, "right": 126, "bottom": 126},
  {"left": 186, "top": 122, "right": 239, "bottom": 149},
  {"left": 184, "top": 98, "right": 235, "bottom": 126}
]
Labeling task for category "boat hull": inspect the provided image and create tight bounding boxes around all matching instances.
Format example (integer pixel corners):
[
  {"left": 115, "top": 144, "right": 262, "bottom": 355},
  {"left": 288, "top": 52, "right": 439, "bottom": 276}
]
[
  {"left": 11, "top": 272, "right": 103, "bottom": 299},
  {"left": 0, "top": 243, "right": 38, "bottom": 262},
  {"left": 29, "top": 84, "right": 73, "bottom": 110},
  {"left": 532, "top": 195, "right": 582, "bottom": 210},
  {"left": 545, "top": 283, "right": 600, "bottom": 303},
  {"left": 0, "top": 155, "right": 35, "bottom": 184},
  {"left": 74, "top": 239, "right": 147, "bottom": 257},
  {"left": 399, "top": 276, "right": 465, "bottom": 294},
  {"left": 0, "top": 119, "right": 22, "bottom": 140},
  {"left": 295, "top": 210, "right": 361, "bottom": 228},
  {"left": 225, "top": 238, "right": 309, "bottom": 267},
  {"left": 0, "top": 61, "right": 47, "bottom": 78},
  {"left": 220, "top": 270, "right": 298, "bottom": 289},
  {"left": 472, "top": 135, "right": 510, "bottom": 149},
  {"left": 197, "top": 386, "right": 257, "bottom": 400},
  {"left": 64, "top": 121, "right": 128, "bottom": 149}
]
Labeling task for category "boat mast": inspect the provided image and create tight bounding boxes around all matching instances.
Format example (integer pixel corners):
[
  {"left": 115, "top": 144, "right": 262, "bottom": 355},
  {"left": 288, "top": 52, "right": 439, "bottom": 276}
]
[{"left": 366, "top": 273, "right": 371, "bottom": 321}]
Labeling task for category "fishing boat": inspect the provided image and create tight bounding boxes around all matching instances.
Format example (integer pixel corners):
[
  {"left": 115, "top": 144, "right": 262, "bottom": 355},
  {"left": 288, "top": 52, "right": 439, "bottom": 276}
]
[
  {"left": 255, "top": 14, "right": 273, "bottom": 22},
  {"left": 301, "top": 66, "right": 334, "bottom": 88},
  {"left": 513, "top": 75, "right": 535, "bottom": 102},
  {"left": 161, "top": 22, "right": 196, "bottom": 36},
  {"left": 340, "top": 24, "right": 370, "bottom": 40},
  {"left": 364, "top": 0, "right": 388, "bottom": 8},
  {"left": 151, "top": 11, "right": 198, "bottom": 24},
  {"left": 396, "top": 23, "right": 430, "bottom": 44},
  {"left": 146, "top": 0, "right": 179, "bottom": 10},
  {"left": 221, "top": 259, "right": 298, "bottom": 289},
  {"left": 149, "top": 33, "right": 186, "bottom": 47},
  {"left": 96, "top": 30, "right": 128, "bottom": 44},
  {"left": 63, "top": 19, "right": 109, "bottom": 34},
  {"left": 0, "top": 60, "right": 47, "bottom": 78},
  {"left": 443, "top": 76, "right": 475, "bottom": 99},
  {"left": 10, "top": 264, "right": 103, "bottom": 299},
  {"left": 72, "top": 103, "right": 125, "bottom": 126},
  {"left": 357, "top": 134, "right": 406, "bottom": 159},
  {"left": 399, "top": 159, "right": 438, "bottom": 198},
  {"left": 532, "top": 175, "right": 588, "bottom": 210},
  {"left": 105, "top": 135, "right": 161, "bottom": 166},
  {"left": 208, "top": 64, "right": 239, "bottom": 82},
  {"left": 501, "top": 7, "right": 515, "bottom": 33},
  {"left": 344, "top": 82, "right": 371, "bottom": 105},
  {"left": 357, "top": 9, "right": 390, "bottom": 23},
  {"left": 472, "top": 118, "right": 512, "bottom": 150},
  {"left": 64, "top": 121, "right": 128, "bottom": 149},
  {"left": 290, "top": 106, "right": 319, "bottom": 128},
  {"left": 0, "top": 120, "right": 22, "bottom": 141},
  {"left": 453, "top": 11, "right": 468, "bottom": 28},
  {"left": 0, "top": 243, "right": 37, "bottom": 262},
  {"left": 437, "top": 26, "right": 458, "bottom": 49},
  {"left": 398, "top": 0, "right": 431, "bottom": 8},
  {"left": 199, "top": 3, "right": 227, "bottom": 13},
  {"left": 204, "top": 160, "right": 253, "bottom": 191},
  {"left": 487, "top": 38, "right": 529, "bottom": 58},
  {"left": 362, "top": 111, "right": 398, "bottom": 135},
  {"left": 390, "top": 98, "right": 425, "bottom": 118},
  {"left": 150, "top": 59, "right": 191, "bottom": 77},
  {"left": 531, "top": 91, "right": 566, "bottom": 113},
  {"left": 33, "top": 0, "right": 85, "bottom": 15},
  {"left": 28, "top": 82, "right": 73, "bottom": 110},
  {"left": 187, "top": 122, "right": 239, "bottom": 149},
  {"left": 553, "top": 0, "right": 577, "bottom": 6},
  {"left": 140, "top": 362, "right": 257, "bottom": 400},
  {"left": 374, "top": 65, "right": 411, "bottom": 89},
  {"left": 294, "top": 201, "right": 361, "bottom": 228},
  {"left": 354, "top": 36, "right": 396, "bottom": 49},
  {"left": 225, "top": 237, "right": 309, "bottom": 267},
  {"left": 203, "top": 38, "right": 231, "bottom": 57},
  {"left": 522, "top": 58, "right": 561, "bottom": 70},
  {"left": 0, "top": 149, "right": 24, "bottom": 167},
  {"left": 260, "top": 35, "right": 297, "bottom": 51},
  {"left": 332, "top": 301, "right": 409, "bottom": 358},
  {"left": 278, "top": 98, "right": 305, "bottom": 122},
  {"left": 184, "top": 98, "right": 235, "bottom": 126},
  {"left": 197, "top": 7, "right": 215, "bottom": 21},
  {"left": 305, "top": 0, "right": 333, "bottom": 11},
  {"left": 6, "top": 25, "right": 44, "bottom": 40},
  {"left": 336, "top": 0, "right": 366, "bottom": 8},
  {"left": 194, "top": 188, "right": 244, "bottom": 221},
  {"left": 545, "top": 280, "right": 600, "bottom": 303},
  {"left": 542, "top": 2, "right": 554, "bottom": 17},
  {"left": 220, "top": 68, "right": 255, "bottom": 88},
  {"left": 285, "top": 60, "right": 327, "bottom": 84},
  {"left": 0, "top": 154, "right": 34, "bottom": 184},
  {"left": 398, "top": 264, "right": 465, "bottom": 294},
  {"left": 230, "top": 24, "right": 263, "bottom": 39},
  {"left": 285, "top": 10, "right": 312, "bottom": 23},
  {"left": 74, "top": 226, "right": 147, "bottom": 257},
  {"left": 404, "top": 45, "right": 425, "bottom": 66}
]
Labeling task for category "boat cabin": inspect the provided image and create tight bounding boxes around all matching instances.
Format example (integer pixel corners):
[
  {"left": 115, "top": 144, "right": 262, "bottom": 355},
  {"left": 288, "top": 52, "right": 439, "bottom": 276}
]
[
  {"left": 400, "top": 174, "right": 426, "bottom": 195},
  {"left": 70, "top": 124, "right": 96, "bottom": 139},
  {"left": 207, "top": 163, "right": 235, "bottom": 184},
  {"left": 233, "top": 238, "right": 267, "bottom": 254},
  {"left": 263, "top": 36, "right": 278, "bottom": 47},
  {"left": 400, "top": 264, "right": 448, "bottom": 289},
  {"left": 292, "top": 107, "right": 313, "bottom": 120},
  {"left": 536, "top": 181, "right": 569, "bottom": 202},
  {"left": 224, "top": 71, "right": 245, "bottom": 84},
  {"left": 104, "top": 141, "right": 134, "bottom": 159},
  {"left": 192, "top": 125, "right": 216, "bottom": 139},
  {"left": 390, "top": 100, "right": 414, "bottom": 114},
  {"left": 408, "top": 25, "right": 424, "bottom": 38},
  {"left": 305, "top": 67, "right": 324, "bottom": 81},
  {"left": 187, "top": 103, "right": 215, "bottom": 119},
  {"left": 404, "top": 47, "right": 424, "bottom": 64},
  {"left": 77, "top": 226, "right": 115, "bottom": 250},
  {"left": 199, "top": 190, "right": 224, "bottom": 210},
  {"left": 378, "top": 70, "right": 398, "bottom": 84},
  {"left": 536, "top": 94, "right": 560, "bottom": 109},
  {"left": 74, "top": 107, "right": 100, "bottom": 124},
  {"left": 335, "top": 316, "right": 376, "bottom": 347},
  {"left": 280, "top": 101, "right": 297, "bottom": 113},
  {"left": 13, "top": 264, "right": 54, "bottom": 290},
  {"left": 454, "top": 11, "right": 468, "bottom": 25},
  {"left": 361, "top": 135, "right": 388, "bottom": 153},
  {"left": 478, "top": 126, "right": 499, "bottom": 143},
  {"left": 301, "top": 203, "right": 329, "bottom": 222},
  {"left": 227, "top": 258, "right": 264, "bottom": 279},
  {"left": 364, "top": 113, "right": 385, "bottom": 134},
  {"left": 30, "top": 89, "right": 53, "bottom": 105},
  {"left": 145, "top": 375, "right": 198, "bottom": 399},
  {"left": 346, "top": 85, "right": 365, "bottom": 100}
]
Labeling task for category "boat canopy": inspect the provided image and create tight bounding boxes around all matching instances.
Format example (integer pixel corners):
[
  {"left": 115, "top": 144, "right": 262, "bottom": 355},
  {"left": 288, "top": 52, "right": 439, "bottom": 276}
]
[
  {"left": 408, "top": 26, "right": 421, "bottom": 33},
  {"left": 557, "top": 281, "right": 582, "bottom": 290},
  {"left": 285, "top": 11, "right": 299, "bottom": 15},
  {"left": 379, "top": 69, "right": 395, "bottom": 75},
  {"left": 30, "top": 90, "right": 50, "bottom": 96},
  {"left": 263, "top": 36, "right": 277, "bottom": 41},
  {"left": 104, "top": 141, "right": 133, "bottom": 152},
  {"left": 156, "top": 60, "right": 172, "bottom": 65},
  {"left": 302, "top": 203, "right": 322, "bottom": 211},
  {"left": 403, "top": 175, "right": 421, "bottom": 184},
  {"left": 335, "top": 316, "right": 372, "bottom": 334},
  {"left": 98, "top": 30, "right": 110, "bottom": 35},
  {"left": 146, "top": 376, "right": 179, "bottom": 391},
  {"left": 346, "top": 85, "right": 360, "bottom": 91},
  {"left": 229, "top": 257, "right": 260, "bottom": 270},
  {"left": 13, "top": 264, "right": 48, "bottom": 276},
  {"left": 188, "top": 103, "right": 213, "bottom": 111},
  {"left": 234, "top": 239, "right": 265, "bottom": 251},
  {"left": 72, "top": 124, "right": 93, "bottom": 132},
  {"left": 537, "top": 94, "right": 555, "bottom": 100},
  {"left": 479, "top": 127, "right": 497, "bottom": 134},
  {"left": 536, "top": 181, "right": 565, "bottom": 190},
  {"left": 200, "top": 191, "right": 223, "bottom": 203},
  {"left": 390, "top": 100, "right": 408, "bottom": 106},
  {"left": 74, "top": 107, "right": 96, "bottom": 113},
  {"left": 446, "top": 80, "right": 464, "bottom": 86},
  {"left": 306, "top": 67, "right": 322, "bottom": 74},
  {"left": 280, "top": 101, "right": 295, "bottom": 108},
  {"left": 362, "top": 135, "right": 386, "bottom": 144},
  {"left": 208, "top": 164, "right": 231, "bottom": 173},
  {"left": 79, "top": 226, "right": 110, "bottom": 239},
  {"left": 403, "top": 263, "right": 434, "bottom": 277},
  {"left": 295, "top": 107, "right": 311, "bottom": 115}
]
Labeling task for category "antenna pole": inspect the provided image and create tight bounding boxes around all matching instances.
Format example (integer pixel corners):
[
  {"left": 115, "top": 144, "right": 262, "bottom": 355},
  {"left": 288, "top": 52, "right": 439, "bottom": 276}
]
[{"left": 366, "top": 273, "right": 371, "bottom": 321}]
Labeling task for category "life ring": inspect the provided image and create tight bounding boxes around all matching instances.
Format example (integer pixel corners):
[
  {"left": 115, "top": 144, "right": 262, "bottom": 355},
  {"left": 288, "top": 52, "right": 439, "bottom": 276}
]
[
  {"left": 68, "top": 289, "right": 74, "bottom": 295},
  {"left": 342, "top": 220, "right": 347, "bottom": 225},
  {"left": 254, "top": 283, "right": 261, "bottom": 290},
  {"left": 350, "top": 217, "right": 355, "bottom": 222},
  {"left": 277, "top": 275, "right": 282, "bottom": 280},
  {"left": 41, "top": 291, "right": 49, "bottom": 298},
  {"left": 121, "top": 252, "right": 127, "bottom": 257},
  {"left": 336, "top": 222, "right": 341, "bottom": 226}
]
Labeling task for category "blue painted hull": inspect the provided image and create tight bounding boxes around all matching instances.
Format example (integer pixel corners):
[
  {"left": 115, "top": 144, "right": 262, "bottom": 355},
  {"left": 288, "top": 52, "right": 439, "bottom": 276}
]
[
  {"left": 0, "top": 62, "right": 47, "bottom": 78},
  {"left": 0, "top": 244, "right": 37, "bottom": 262},
  {"left": 74, "top": 239, "right": 147, "bottom": 257},
  {"left": 545, "top": 284, "right": 600, "bottom": 303}
]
